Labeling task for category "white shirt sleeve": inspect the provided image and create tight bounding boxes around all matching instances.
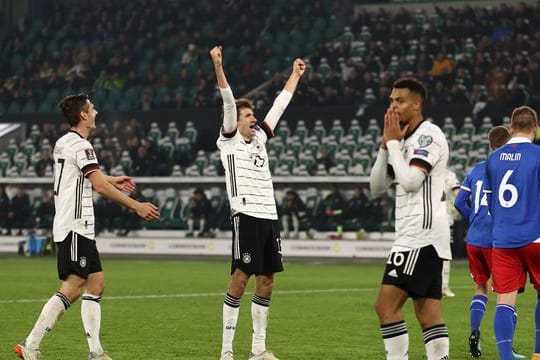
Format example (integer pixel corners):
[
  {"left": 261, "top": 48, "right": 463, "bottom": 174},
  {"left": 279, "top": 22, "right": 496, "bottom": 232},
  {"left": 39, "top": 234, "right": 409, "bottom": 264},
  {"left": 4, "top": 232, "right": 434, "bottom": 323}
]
[
  {"left": 369, "top": 148, "right": 393, "bottom": 195},
  {"left": 387, "top": 140, "right": 426, "bottom": 193},
  {"left": 220, "top": 87, "right": 237, "bottom": 134},
  {"left": 263, "top": 90, "right": 293, "bottom": 131}
]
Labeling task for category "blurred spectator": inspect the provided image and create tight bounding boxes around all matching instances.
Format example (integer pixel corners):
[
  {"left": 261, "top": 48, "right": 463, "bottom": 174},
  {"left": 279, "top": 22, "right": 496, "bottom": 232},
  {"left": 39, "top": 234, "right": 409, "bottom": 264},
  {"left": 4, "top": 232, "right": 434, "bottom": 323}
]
[
  {"left": 133, "top": 146, "right": 154, "bottom": 176},
  {"left": 35, "top": 192, "right": 55, "bottom": 229},
  {"left": 323, "top": 185, "right": 347, "bottom": 239},
  {"left": 344, "top": 185, "right": 370, "bottom": 229},
  {"left": 8, "top": 187, "right": 31, "bottom": 235},
  {"left": 0, "top": 185, "right": 11, "bottom": 234},
  {"left": 186, "top": 188, "right": 213, "bottom": 237},
  {"left": 281, "top": 189, "right": 314, "bottom": 239},
  {"left": 94, "top": 196, "right": 123, "bottom": 235},
  {"left": 35, "top": 151, "right": 54, "bottom": 177}
]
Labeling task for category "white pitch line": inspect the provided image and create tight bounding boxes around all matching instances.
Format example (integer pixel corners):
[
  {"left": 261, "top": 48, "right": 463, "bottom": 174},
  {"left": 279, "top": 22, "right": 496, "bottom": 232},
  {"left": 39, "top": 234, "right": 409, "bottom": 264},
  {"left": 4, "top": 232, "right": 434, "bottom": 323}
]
[
  {"left": 0, "top": 288, "right": 374, "bottom": 304},
  {"left": 0, "top": 285, "right": 475, "bottom": 304}
]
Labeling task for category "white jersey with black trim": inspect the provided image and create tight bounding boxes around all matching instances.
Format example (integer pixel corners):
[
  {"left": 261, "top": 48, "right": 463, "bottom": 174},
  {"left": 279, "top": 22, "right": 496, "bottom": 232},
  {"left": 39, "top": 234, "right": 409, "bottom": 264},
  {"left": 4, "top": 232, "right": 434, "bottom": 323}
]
[
  {"left": 53, "top": 131, "right": 99, "bottom": 242},
  {"left": 217, "top": 125, "right": 277, "bottom": 220},
  {"left": 389, "top": 121, "right": 451, "bottom": 259}
]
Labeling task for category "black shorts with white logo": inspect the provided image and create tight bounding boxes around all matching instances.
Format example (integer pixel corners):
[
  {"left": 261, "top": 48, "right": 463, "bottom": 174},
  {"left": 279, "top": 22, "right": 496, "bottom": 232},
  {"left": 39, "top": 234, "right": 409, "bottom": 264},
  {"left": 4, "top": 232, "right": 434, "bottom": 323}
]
[
  {"left": 381, "top": 245, "right": 443, "bottom": 300},
  {"left": 57, "top": 232, "right": 102, "bottom": 280},
  {"left": 230, "top": 213, "right": 283, "bottom": 275}
]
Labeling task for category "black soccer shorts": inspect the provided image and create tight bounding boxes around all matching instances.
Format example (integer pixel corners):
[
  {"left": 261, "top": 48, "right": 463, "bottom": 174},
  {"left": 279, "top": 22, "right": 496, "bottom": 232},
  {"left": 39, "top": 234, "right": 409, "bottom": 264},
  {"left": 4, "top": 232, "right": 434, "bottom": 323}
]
[
  {"left": 57, "top": 232, "right": 102, "bottom": 280},
  {"left": 381, "top": 245, "right": 443, "bottom": 299},
  {"left": 230, "top": 213, "right": 284, "bottom": 275}
]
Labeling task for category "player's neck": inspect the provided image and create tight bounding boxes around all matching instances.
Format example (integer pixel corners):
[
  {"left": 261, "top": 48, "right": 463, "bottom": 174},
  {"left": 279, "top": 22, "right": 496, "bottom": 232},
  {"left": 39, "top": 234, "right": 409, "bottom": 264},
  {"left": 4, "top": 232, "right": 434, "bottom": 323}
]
[
  {"left": 512, "top": 132, "right": 534, "bottom": 141},
  {"left": 405, "top": 116, "right": 423, "bottom": 137},
  {"left": 70, "top": 125, "right": 89, "bottom": 139}
]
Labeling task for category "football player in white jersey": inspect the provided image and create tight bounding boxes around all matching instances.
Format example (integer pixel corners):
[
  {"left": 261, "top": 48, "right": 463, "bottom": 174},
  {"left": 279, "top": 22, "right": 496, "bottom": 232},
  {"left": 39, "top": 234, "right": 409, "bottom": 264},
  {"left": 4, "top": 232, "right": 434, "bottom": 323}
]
[
  {"left": 441, "top": 169, "right": 460, "bottom": 298},
  {"left": 210, "top": 45, "right": 304, "bottom": 360},
  {"left": 370, "top": 78, "right": 450, "bottom": 360},
  {"left": 15, "top": 94, "right": 160, "bottom": 360}
]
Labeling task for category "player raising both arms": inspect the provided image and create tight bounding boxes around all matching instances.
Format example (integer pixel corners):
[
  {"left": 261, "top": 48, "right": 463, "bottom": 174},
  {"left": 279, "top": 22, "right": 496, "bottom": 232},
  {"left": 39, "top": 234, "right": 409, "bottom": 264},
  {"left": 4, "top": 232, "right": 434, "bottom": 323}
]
[{"left": 210, "top": 46, "right": 304, "bottom": 360}]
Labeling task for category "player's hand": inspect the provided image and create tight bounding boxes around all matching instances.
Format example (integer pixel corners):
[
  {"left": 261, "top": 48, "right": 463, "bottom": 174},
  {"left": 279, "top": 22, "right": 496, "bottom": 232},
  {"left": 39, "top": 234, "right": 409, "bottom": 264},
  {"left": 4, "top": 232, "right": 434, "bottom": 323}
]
[
  {"left": 383, "top": 107, "right": 408, "bottom": 144},
  {"left": 210, "top": 46, "right": 222, "bottom": 66},
  {"left": 325, "top": 209, "right": 334, "bottom": 216},
  {"left": 292, "top": 58, "right": 306, "bottom": 77},
  {"left": 135, "top": 202, "right": 160, "bottom": 221},
  {"left": 110, "top": 176, "right": 136, "bottom": 193}
]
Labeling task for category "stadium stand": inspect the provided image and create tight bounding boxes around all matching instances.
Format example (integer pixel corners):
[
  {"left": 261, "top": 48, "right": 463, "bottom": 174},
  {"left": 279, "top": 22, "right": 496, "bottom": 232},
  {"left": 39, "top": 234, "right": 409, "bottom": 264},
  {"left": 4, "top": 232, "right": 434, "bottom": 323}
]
[{"left": 0, "top": 1, "right": 539, "bottom": 235}]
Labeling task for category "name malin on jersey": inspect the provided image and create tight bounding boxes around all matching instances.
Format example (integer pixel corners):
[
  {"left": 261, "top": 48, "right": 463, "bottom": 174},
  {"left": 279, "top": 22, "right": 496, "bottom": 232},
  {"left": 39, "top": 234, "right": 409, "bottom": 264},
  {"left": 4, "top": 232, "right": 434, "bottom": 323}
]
[{"left": 499, "top": 152, "right": 521, "bottom": 161}]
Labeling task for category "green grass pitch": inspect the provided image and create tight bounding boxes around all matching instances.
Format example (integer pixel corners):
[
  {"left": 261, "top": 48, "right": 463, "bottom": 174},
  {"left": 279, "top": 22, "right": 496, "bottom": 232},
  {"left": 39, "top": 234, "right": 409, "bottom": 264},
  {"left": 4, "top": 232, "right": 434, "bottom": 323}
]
[{"left": 0, "top": 256, "right": 537, "bottom": 359}]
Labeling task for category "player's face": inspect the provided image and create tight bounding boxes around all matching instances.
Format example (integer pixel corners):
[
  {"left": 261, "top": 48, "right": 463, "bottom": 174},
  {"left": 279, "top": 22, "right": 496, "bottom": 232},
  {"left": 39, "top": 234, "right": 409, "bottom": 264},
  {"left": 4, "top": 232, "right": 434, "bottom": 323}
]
[
  {"left": 83, "top": 100, "right": 98, "bottom": 130},
  {"left": 389, "top": 88, "right": 421, "bottom": 126},
  {"left": 237, "top": 107, "right": 257, "bottom": 140}
]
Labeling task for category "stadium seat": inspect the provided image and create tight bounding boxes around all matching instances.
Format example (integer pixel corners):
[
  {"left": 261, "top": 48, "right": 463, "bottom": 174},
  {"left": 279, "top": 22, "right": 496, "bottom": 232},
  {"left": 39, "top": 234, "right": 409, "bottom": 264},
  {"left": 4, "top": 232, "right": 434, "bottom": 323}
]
[
  {"left": 148, "top": 122, "right": 162, "bottom": 143},
  {"left": 329, "top": 163, "right": 347, "bottom": 176},
  {"left": 182, "top": 121, "right": 198, "bottom": 144},
  {"left": 329, "top": 119, "right": 344, "bottom": 143},
  {"left": 365, "top": 119, "right": 380, "bottom": 141},
  {"left": 293, "top": 120, "right": 308, "bottom": 144},
  {"left": 348, "top": 119, "right": 363, "bottom": 140},
  {"left": 275, "top": 120, "right": 290, "bottom": 142},
  {"left": 281, "top": 150, "right": 297, "bottom": 173},
  {"left": 194, "top": 150, "right": 208, "bottom": 174},
  {"left": 459, "top": 117, "right": 475, "bottom": 139},
  {"left": 478, "top": 116, "right": 493, "bottom": 134},
  {"left": 166, "top": 122, "right": 180, "bottom": 142},
  {"left": 335, "top": 149, "right": 351, "bottom": 171},
  {"left": 171, "top": 164, "right": 183, "bottom": 176},
  {"left": 311, "top": 121, "right": 326, "bottom": 143}
]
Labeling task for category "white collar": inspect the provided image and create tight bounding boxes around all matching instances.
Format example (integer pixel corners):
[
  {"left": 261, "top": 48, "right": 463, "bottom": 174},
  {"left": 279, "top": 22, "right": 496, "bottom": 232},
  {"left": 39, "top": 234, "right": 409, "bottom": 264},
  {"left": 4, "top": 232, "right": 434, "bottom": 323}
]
[{"left": 507, "top": 136, "right": 532, "bottom": 144}]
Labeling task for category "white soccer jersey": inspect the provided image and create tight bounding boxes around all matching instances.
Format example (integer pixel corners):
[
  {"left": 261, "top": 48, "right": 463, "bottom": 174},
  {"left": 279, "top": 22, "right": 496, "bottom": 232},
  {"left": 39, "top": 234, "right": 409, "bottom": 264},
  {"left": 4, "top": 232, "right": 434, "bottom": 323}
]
[
  {"left": 217, "top": 124, "right": 278, "bottom": 220},
  {"left": 52, "top": 131, "right": 99, "bottom": 242},
  {"left": 389, "top": 121, "right": 451, "bottom": 259},
  {"left": 443, "top": 169, "right": 460, "bottom": 226}
]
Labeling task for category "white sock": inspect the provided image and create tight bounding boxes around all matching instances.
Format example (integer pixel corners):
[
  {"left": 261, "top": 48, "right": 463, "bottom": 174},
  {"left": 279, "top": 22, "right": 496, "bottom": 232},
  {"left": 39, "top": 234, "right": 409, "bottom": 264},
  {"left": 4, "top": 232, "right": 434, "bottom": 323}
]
[
  {"left": 26, "top": 292, "right": 70, "bottom": 350},
  {"left": 442, "top": 261, "right": 451, "bottom": 289},
  {"left": 222, "top": 293, "right": 240, "bottom": 355},
  {"left": 423, "top": 324, "right": 449, "bottom": 360},
  {"left": 251, "top": 295, "right": 270, "bottom": 355},
  {"left": 81, "top": 294, "right": 103, "bottom": 355},
  {"left": 187, "top": 219, "right": 194, "bottom": 233},
  {"left": 381, "top": 321, "right": 409, "bottom": 359}
]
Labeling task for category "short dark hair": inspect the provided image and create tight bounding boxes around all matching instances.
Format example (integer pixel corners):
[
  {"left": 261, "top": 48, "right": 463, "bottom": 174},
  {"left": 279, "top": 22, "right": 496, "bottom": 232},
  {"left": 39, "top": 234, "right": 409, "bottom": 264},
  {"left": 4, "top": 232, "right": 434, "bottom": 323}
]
[
  {"left": 511, "top": 105, "right": 538, "bottom": 133},
  {"left": 235, "top": 98, "right": 254, "bottom": 115},
  {"left": 58, "top": 94, "right": 90, "bottom": 127},
  {"left": 488, "top": 125, "right": 511, "bottom": 150},
  {"left": 393, "top": 77, "right": 427, "bottom": 105}
]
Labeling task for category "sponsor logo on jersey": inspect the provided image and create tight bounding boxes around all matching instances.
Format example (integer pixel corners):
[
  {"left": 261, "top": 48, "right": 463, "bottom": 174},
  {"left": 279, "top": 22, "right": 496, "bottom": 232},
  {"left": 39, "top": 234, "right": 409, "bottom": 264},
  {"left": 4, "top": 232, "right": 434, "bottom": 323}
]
[
  {"left": 242, "top": 253, "right": 252, "bottom": 264},
  {"left": 418, "top": 135, "right": 433, "bottom": 147},
  {"left": 414, "top": 149, "right": 429, "bottom": 157},
  {"left": 84, "top": 148, "right": 96, "bottom": 160}
]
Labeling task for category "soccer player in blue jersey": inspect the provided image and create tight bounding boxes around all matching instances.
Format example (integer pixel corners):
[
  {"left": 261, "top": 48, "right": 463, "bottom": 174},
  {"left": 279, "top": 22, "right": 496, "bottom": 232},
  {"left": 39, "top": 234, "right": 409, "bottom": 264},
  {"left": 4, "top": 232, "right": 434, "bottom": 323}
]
[
  {"left": 484, "top": 106, "right": 540, "bottom": 360},
  {"left": 455, "top": 125, "right": 525, "bottom": 359}
]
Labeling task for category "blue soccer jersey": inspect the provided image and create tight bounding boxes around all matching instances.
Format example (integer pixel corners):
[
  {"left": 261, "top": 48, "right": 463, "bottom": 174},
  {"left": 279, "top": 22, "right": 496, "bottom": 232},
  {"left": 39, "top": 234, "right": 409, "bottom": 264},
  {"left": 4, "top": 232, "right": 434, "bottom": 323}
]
[
  {"left": 485, "top": 138, "right": 540, "bottom": 248},
  {"left": 454, "top": 161, "right": 492, "bottom": 248}
]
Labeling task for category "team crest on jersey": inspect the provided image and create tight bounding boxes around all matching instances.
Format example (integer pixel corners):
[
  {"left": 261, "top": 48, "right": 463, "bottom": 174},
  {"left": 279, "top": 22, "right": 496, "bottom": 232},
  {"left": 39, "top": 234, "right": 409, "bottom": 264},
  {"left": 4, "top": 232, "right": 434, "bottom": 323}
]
[
  {"left": 417, "top": 135, "right": 433, "bottom": 148},
  {"left": 242, "top": 253, "right": 252, "bottom": 264},
  {"left": 84, "top": 148, "right": 96, "bottom": 160},
  {"left": 79, "top": 256, "right": 87, "bottom": 268},
  {"left": 253, "top": 155, "right": 265, "bottom": 167}
]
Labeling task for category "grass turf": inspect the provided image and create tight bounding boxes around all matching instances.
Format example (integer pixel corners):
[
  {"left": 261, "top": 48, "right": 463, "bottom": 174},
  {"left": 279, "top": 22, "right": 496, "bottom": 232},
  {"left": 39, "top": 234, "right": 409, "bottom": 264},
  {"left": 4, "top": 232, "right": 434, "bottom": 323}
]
[{"left": 0, "top": 255, "right": 536, "bottom": 359}]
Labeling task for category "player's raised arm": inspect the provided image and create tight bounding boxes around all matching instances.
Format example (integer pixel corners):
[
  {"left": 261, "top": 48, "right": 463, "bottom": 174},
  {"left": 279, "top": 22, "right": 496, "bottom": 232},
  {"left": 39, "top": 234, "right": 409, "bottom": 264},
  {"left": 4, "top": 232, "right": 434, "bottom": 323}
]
[
  {"left": 263, "top": 58, "right": 305, "bottom": 132},
  {"left": 210, "top": 45, "right": 236, "bottom": 134}
]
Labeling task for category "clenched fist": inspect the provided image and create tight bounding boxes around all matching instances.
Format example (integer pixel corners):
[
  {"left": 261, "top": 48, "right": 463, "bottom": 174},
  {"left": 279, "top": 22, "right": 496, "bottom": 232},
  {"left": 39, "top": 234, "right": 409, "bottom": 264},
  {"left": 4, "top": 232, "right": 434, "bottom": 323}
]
[
  {"left": 292, "top": 58, "right": 306, "bottom": 77},
  {"left": 210, "top": 46, "right": 223, "bottom": 66}
]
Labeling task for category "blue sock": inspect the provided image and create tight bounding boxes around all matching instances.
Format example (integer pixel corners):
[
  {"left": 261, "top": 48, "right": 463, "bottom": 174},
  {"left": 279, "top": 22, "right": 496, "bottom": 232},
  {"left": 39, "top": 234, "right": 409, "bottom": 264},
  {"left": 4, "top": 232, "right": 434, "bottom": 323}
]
[
  {"left": 470, "top": 294, "right": 488, "bottom": 332},
  {"left": 494, "top": 304, "right": 515, "bottom": 360},
  {"left": 535, "top": 294, "right": 540, "bottom": 353}
]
